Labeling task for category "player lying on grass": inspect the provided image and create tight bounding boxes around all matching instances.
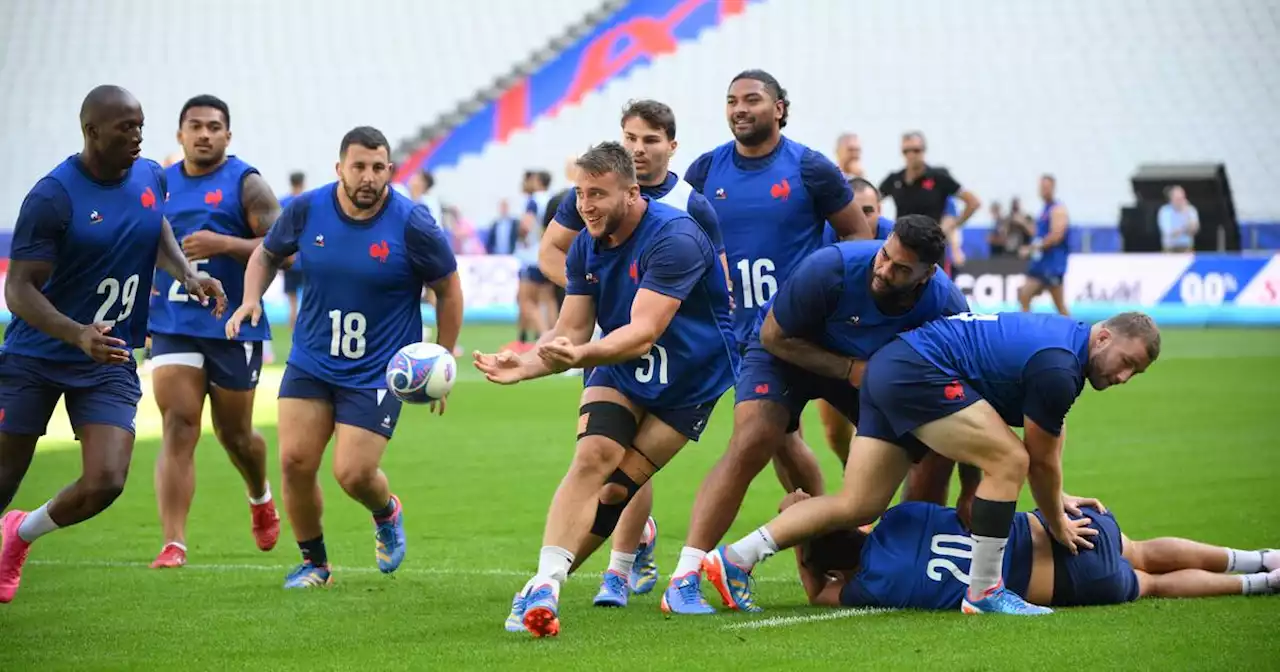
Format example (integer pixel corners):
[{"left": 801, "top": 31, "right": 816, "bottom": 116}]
[
  {"left": 473, "top": 142, "right": 737, "bottom": 637},
  {"left": 704, "top": 311, "right": 1161, "bottom": 616},
  {"left": 783, "top": 490, "right": 1280, "bottom": 610}
]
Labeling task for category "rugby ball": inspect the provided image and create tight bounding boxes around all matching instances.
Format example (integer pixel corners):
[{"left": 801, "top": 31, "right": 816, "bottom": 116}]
[{"left": 385, "top": 342, "right": 456, "bottom": 404}]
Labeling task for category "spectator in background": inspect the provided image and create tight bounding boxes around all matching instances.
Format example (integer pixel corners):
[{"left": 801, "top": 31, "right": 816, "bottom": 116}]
[
  {"left": 879, "top": 131, "right": 980, "bottom": 277},
  {"left": 508, "top": 169, "right": 556, "bottom": 352},
  {"left": 834, "top": 132, "right": 864, "bottom": 178},
  {"left": 486, "top": 198, "right": 519, "bottom": 255},
  {"left": 408, "top": 169, "right": 442, "bottom": 223},
  {"left": 986, "top": 201, "right": 1009, "bottom": 256},
  {"left": 1158, "top": 185, "right": 1199, "bottom": 252}
]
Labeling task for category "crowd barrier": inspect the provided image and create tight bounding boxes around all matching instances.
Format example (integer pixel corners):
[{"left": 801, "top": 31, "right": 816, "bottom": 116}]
[{"left": 954, "top": 253, "right": 1280, "bottom": 326}]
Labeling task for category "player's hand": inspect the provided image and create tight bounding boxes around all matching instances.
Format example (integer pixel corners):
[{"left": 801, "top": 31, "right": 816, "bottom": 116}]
[
  {"left": 76, "top": 321, "right": 132, "bottom": 364},
  {"left": 538, "top": 336, "right": 580, "bottom": 373},
  {"left": 779, "top": 489, "right": 811, "bottom": 512},
  {"left": 1062, "top": 493, "right": 1107, "bottom": 516},
  {"left": 1048, "top": 513, "right": 1099, "bottom": 555},
  {"left": 473, "top": 350, "right": 526, "bottom": 385},
  {"left": 185, "top": 274, "right": 227, "bottom": 318},
  {"left": 181, "top": 231, "right": 226, "bottom": 260},
  {"left": 429, "top": 396, "right": 447, "bottom": 416},
  {"left": 225, "top": 301, "right": 263, "bottom": 339},
  {"left": 846, "top": 359, "right": 866, "bottom": 388},
  {"left": 1017, "top": 246, "right": 1031, "bottom": 260}
]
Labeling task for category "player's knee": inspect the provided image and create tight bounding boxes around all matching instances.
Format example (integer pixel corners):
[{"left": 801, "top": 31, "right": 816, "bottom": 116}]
[
  {"left": 573, "top": 401, "right": 636, "bottom": 472},
  {"left": 161, "top": 409, "right": 202, "bottom": 447},
  {"left": 83, "top": 468, "right": 128, "bottom": 508},
  {"left": 333, "top": 462, "right": 376, "bottom": 495},
  {"left": 281, "top": 448, "right": 321, "bottom": 479},
  {"left": 591, "top": 468, "right": 641, "bottom": 538},
  {"left": 213, "top": 424, "right": 255, "bottom": 456},
  {"left": 986, "top": 447, "right": 1029, "bottom": 484}
]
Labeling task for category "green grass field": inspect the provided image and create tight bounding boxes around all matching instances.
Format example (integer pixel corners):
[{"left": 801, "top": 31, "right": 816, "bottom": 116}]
[{"left": 2, "top": 325, "right": 1278, "bottom": 671}]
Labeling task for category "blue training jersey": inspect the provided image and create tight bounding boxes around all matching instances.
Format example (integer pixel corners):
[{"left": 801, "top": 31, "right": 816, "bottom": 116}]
[
  {"left": 565, "top": 198, "right": 737, "bottom": 408},
  {"left": 1030, "top": 199, "right": 1069, "bottom": 275},
  {"left": 840, "top": 502, "right": 1033, "bottom": 610},
  {"left": 900, "top": 312, "right": 1090, "bottom": 430},
  {"left": 686, "top": 137, "right": 853, "bottom": 344},
  {"left": 765, "top": 241, "right": 969, "bottom": 359},
  {"left": 3, "top": 155, "right": 165, "bottom": 361},
  {"left": 262, "top": 184, "right": 457, "bottom": 388},
  {"left": 149, "top": 156, "right": 270, "bottom": 341},
  {"left": 824, "top": 215, "right": 894, "bottom": 245}
]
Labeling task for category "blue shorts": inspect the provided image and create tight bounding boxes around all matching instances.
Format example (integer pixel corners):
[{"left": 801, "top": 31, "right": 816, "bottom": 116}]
[
  {"left": 1026, "top": 264, "right": 1065, "bottom": 287},
  {"left": 1032, "top": 507, "right": 1140, "bottom": 607},
  {"left": 283, "top": 268, "right": 304, "bottom": 294},
  {"left": 150, "top": 333, "right": 264, "bottom": 390},
  {"left": 0, "top": 352, "right": 142, "bottom": 436},
  {"left": 278, "top": 364, "right": 403, "bottom": 439},
  {"left": 734, "top": 341, "right": 860, "bottom": 433},
  {"left": 520, "top": 265, "right": 550, "bottom": 285},
  {"left": 857, "top": 338, "right": 979, "bottom": 462},
  {"left": 585, "top": 368, "right": 719, "bottom": 441}
]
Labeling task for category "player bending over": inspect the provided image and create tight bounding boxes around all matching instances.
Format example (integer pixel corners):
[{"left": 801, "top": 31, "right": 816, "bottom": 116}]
[
  {"left": 474, "top": 142, "right": 736, "bottom": 637},
  {"left": 226, "top": 126, "right": 462, "bottom": 589},
  {"left": 0, "top": 86, "right": 224, "bottom": 603},
  {"left": 707, "top": 311, "right": 1160, "bottom": 616},
  {"left": 147, "top": 94, "right": 283, "bottom": 568},
  {"left": 784, "top": 491, "right": 1280, "bottom": 610}
]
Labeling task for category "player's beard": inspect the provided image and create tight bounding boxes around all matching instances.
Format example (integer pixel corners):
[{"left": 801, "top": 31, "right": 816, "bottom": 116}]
[
  {"left": 732, "top": 117, "right": 773, "bottom": 147},
  {"left": 342, "top": 178, "right": 383, "bottom": 210},
  {"left": 601, "top": 200, "right": 629, "bottom": 239}
]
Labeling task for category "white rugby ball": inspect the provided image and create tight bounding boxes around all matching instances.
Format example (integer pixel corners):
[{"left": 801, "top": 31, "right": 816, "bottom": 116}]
[{"left": 385, "top": 342, "right": 456, "bottom": 404}]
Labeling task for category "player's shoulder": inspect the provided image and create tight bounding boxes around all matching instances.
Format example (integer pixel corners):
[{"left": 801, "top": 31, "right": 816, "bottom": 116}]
[{"left": 834, "top": 238, "right": 885, "bottom": 262}]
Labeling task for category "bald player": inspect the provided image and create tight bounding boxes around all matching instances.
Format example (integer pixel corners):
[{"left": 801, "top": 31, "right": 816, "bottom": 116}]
[{"left": 0, "top": 86, "right": 225, "bottom": 603}]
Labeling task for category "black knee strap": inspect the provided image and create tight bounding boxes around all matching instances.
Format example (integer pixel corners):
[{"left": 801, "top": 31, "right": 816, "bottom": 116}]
[
  {"left": 578, "top": 401, "right": 638, "bottom": 447},
  {"left": 590, "top": 468, "right": 641, "bottom": 538}
]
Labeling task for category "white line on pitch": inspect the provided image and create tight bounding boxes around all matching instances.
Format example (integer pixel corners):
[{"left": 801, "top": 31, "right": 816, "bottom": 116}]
[
  {"left": 719, "top": 608, "right": 894, "bottom": 630},
  {"left": 26, "top": 559, "right": 795, "bottom": 583}
]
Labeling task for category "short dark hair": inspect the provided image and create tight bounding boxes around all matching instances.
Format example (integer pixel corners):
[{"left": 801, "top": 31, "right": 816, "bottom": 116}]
[
  {"left": 1102, "top": 312, "right": 1161, "bottom": 362},
  {"left": 288, "top": 171, "right": 305, "bottom": 187},
  {"left": 848, "top": 176, "right": 880, "bottom": 199},
  {"left": 179, "top": 94, "right": 230, "bottom": 128},
  {"left": 892, "top": 214, "right": 947, "bottom": 267},
  {"left": 421, "top": 170, "right": 435, "bottom": 190},
  {"left": 730, "top": 69, "right": 789, "bottom": 128},
  {"left": 575, "top": 141, "right": 636, "bottom": 186},
  {"left": 621, "top": 99, "right": 677, "bottom": 140},
  {"left": 902, "top": 130, "right": 927, "bottom": 148},
  {"left": 339, "top": 126, "right": 390, "bottom": 158}
]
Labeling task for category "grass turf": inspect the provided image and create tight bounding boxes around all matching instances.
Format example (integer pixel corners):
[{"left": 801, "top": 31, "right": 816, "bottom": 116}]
[{"left": 1, "top": 326, "right": 1277, "bottom": 670}]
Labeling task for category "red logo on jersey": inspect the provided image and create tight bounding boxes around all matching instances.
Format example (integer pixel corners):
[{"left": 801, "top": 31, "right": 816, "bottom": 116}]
[
  {"left": 629, "top": 260, "right": 639, "bottom": 283},
  {"left": 204, "top": 189, "right": 224, "bottom": 207},
  {"left": 140, "top": 186, "right": 158, "bottom": 210},
  {"left": 922, "top": 178, "right": 936, "bottom": 191},
  {"left": 754, "top": 384, "right": 769, "bottom": 394},
  {"left": 770, "top": 178, "right": 792, "bottom": 201},
  {"left": 369, "top": 240, "right": 390, "bottom": 263},
  {"left": 944, "top": 380, "right": 965, "bottom": 400},
  {"left": 0, "top": 408, "right": 5, "bottom": 425}
]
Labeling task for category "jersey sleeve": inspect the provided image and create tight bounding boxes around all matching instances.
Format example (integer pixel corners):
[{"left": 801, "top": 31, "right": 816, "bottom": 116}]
[
  {"left": 685, "top": 191, "right": 724, "bottom": 252},
  {"left": 9, "top": 177, "right": 73, "bottom": 262},
  {"left": 935, "top": 169, "right": 962, "bottom": 197},
  {"left": 939, "top": 280, "right": 970, "bottom": 316},
  {"left": 405, "top": 205, "right": 458, "bottom": 284},
  {"left": 564, "top": 233, "right": 591, "bottom": 296},
  {"left": 770, "top": 246, "right": 844, "bottom": 337},
  {"left": 262, "top": 194, "right": 309, "bottom": 258},
  {"left": 553, "top": 189, "right": 586, "bottom": 232},
  {"left": 684, "top": 151, "right": 714, "bottom": 193},
  {"left": 149, "top": 160, "right": 168, "bottom": 197},
  {"left": 638, "top": 223, "right": 710, "bottom": 302},
  {"left": 1021, "top": 349, "right": 1085, "bottom": 435},
  {"left": 800, "top": 149, "right": 855, "bottom": 218},
  {"left": 838, "top": 578, "right": 882, "bottom": 607},
  {"left": 878, "top": 173, "right": 896, "bottom": 200}
]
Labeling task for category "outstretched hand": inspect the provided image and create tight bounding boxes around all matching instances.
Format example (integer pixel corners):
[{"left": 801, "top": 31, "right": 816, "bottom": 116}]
[{"left": 473, "top": 350, "right": 527, "bottom": 385}]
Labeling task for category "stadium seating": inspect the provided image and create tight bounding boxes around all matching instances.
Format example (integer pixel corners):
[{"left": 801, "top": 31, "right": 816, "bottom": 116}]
[
  {"left": 0, "top": 0, "right": 610, "bottom": 213},
  {"left": 425, "top": 0, "right": 1280, "bottom": 231}
]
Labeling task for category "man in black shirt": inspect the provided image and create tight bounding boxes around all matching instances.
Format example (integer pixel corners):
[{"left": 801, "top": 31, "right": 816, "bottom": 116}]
[{"left": 879, "top": 131, "right": 980, "bottom": 275}]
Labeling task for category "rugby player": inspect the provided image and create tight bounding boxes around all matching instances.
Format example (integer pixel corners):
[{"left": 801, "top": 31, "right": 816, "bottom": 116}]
[{"left": 1019, "top": 174, "right": 1070, "bottom": 316}]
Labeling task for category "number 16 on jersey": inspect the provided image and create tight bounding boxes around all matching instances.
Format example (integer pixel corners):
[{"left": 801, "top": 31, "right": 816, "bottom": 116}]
[{"left": 735, "top": 258, "right": 776, "bottom": 309}]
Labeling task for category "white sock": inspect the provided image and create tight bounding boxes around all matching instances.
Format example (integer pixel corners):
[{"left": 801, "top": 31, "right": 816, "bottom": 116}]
[
  {"left": 673, "top": 546, "right": 706, "bottom": 578},
  {"left": 726, "top": 527, "right": 778, "bottom": 569},
  {"left": 1225, "top": 548, "right": 1264, "bottom": 573},
  {"left": 17, "top": 502, "right": 60, "bottom": 543},
  {"left": 1263, "top": 550, "right": 1280, "bottom": 572},
  {"left": 249, "top": 483, "right": 272, "bottom": 506},
  {"left": 1239, "top": 572, "right": 1275, "bottom": 595},
  {"left": 163, "top": 541, "right": 188, "bottom": 552},
  {"left": 534, "top": 545, "right": 574, "bottom": 584},
  {"left": 967, "top": 534, "right": 1008, "bottom": 597},
  {"left": 607, "top": 550, "right": 635, "bottom": 577}
]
